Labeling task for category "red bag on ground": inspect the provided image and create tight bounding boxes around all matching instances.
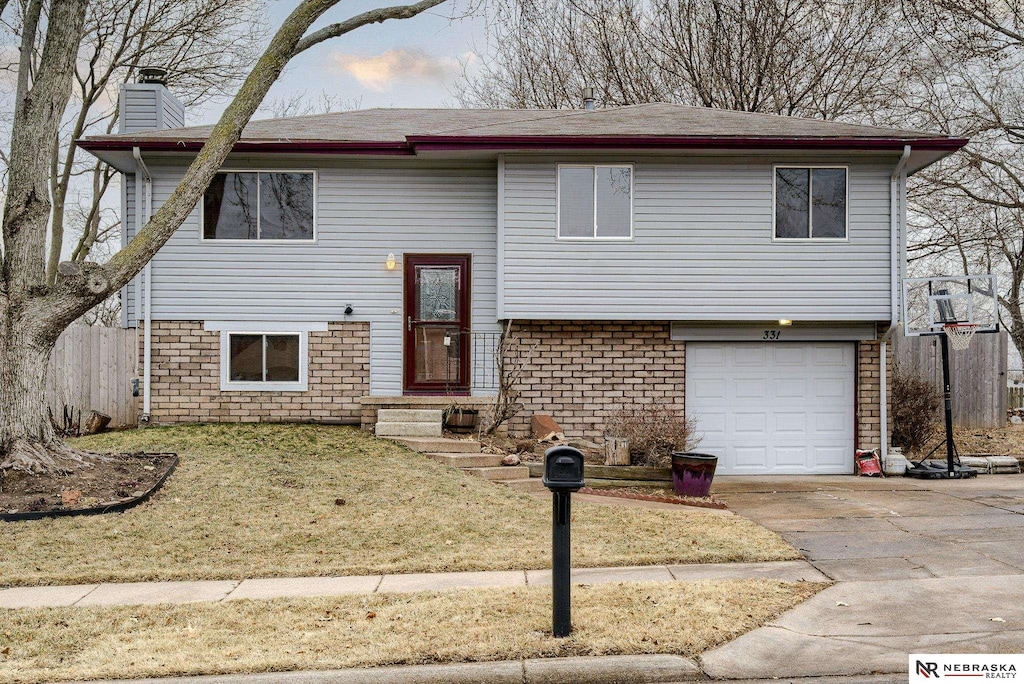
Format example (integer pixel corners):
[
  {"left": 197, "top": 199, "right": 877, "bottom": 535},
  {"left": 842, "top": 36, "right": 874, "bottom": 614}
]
[{"left": 855, "top": 449, "right": 883, "bottom": 477}]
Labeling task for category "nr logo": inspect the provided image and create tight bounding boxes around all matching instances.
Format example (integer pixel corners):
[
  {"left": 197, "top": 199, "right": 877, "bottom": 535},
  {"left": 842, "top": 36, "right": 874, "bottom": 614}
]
[{"left": 917, "top": 661, "right": 940, "bottom": 678}]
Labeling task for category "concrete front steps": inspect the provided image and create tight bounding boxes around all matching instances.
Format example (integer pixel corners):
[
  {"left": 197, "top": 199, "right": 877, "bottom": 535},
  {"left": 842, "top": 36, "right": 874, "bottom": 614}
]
[
  {"left": 374, "top": 409, "right": 442, "bottom": 438},
  {"left": 390, "top": 434, "right": 541, "bottom": 492}
]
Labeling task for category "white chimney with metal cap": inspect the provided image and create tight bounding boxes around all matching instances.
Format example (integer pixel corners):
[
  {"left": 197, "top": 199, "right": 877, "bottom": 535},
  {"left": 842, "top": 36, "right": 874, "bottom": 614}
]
[{"left": 118, "top": 67, "right": 184, "bottom": 133}]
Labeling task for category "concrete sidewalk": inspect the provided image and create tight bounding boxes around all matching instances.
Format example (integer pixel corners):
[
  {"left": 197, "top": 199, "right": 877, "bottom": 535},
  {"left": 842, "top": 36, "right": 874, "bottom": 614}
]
[{"left": 0, "top": 559, "right": 827, "bottom": 609}]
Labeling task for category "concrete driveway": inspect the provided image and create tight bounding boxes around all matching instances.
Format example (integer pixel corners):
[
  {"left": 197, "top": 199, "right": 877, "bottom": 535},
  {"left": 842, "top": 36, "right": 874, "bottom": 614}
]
[{"left": 699, "top": 475, "right": 1024, "bottom": 680}]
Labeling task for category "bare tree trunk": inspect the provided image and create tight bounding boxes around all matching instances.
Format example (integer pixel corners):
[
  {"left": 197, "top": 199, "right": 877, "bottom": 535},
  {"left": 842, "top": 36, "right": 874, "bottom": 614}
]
[{"left": 0, "top": 308, "right": 67, "bottom": 473}]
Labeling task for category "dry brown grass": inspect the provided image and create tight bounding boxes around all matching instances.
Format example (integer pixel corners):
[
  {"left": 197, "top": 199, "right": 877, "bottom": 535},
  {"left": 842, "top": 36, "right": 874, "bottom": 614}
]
[
  {"left": 0, "top": 579, "right": 823, "bottom": 683},
  {"left": 954, "top": 424, "right": 1024, "bottom": 456},
  {"left": 0, "top": 424, "right": 797, "bottom": 586}
]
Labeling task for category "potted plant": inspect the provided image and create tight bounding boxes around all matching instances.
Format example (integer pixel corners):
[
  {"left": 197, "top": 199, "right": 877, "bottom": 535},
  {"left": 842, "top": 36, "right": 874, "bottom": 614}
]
[{"left": 443, "top": 401, "right": 479, "bottom": 433}]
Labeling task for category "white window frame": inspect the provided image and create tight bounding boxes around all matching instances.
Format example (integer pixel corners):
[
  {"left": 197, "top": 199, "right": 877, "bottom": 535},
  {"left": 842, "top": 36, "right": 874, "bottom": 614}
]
[
  {"left": 206, "top": 321, "right": 328, "bottom": 392},
  {"left": 199, "top": 169, "right": 318, "bottom": 244},
  {"left": 771, "top": 164, "right": 850, "bottom": 243},
  {"left": 556, "top": 163, "right": 635, "bottom": 240}
]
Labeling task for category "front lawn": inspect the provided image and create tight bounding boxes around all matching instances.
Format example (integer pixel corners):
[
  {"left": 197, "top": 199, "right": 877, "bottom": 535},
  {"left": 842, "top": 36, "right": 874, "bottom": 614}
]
[
  {"left": 0, "top": 424, "right": 797, "bottom": 586},
  {"left": 0, "top": 579, "right": 822, "bottom": 683}
]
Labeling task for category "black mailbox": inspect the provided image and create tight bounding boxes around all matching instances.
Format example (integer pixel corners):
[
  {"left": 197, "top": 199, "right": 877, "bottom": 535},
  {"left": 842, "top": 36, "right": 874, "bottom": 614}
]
[{"left": 543, "top": 446, "right": 585, "bottom": 492}]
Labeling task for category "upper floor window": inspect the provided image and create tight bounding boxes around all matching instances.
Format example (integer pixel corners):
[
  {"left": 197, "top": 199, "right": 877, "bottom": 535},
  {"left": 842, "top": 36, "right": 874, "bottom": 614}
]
[
  {"left": 557, "top": 164, "right": 633, "bottom": 239},
  {"left": 203, "top": 171, "right": 315, "bottom": 241},
  {"left": 774, "top": 166, "right": 847, "bottom": 240}
]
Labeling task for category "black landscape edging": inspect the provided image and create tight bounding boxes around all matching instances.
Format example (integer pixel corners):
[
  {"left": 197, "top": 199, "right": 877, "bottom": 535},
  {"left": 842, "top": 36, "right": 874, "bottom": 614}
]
[{"left": 0, "top": 453, "right": 178, "bottom": 523}]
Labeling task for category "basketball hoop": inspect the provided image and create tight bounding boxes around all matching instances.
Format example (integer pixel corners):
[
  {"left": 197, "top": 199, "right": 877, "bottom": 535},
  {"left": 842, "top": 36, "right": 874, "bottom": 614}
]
[{"left": 943, "top": 323, "right": 978, "bottom": 351}]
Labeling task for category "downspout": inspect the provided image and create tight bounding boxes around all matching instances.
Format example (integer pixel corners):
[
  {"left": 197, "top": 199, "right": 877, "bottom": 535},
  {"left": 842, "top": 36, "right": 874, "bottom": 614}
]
[
  {"left": 133, "top": 147, "right": 153, "bottom": 422},
  {"left": 878, "top": 145, "right": 912, "bottom": 458}
]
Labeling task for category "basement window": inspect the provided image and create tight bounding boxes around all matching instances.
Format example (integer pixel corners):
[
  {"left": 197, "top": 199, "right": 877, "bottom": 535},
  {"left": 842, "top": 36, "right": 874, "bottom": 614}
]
[
  {"left": 774, "top": 166, "right": 848, "bottom": 240},
  {"left": 220, "top": 331, "right": 308, "bottom": 391},
  {"left": 557, "top": 164, "right": 633, "bottom": 239},
  {"left": 203, "top": 171, "right": 315, "bottom": 241}
]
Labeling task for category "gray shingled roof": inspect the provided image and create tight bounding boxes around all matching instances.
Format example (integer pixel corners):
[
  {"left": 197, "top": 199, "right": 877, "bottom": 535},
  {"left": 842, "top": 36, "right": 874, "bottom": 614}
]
[{"left": 84, "top": 103, "right": 947, "bottom": 145}]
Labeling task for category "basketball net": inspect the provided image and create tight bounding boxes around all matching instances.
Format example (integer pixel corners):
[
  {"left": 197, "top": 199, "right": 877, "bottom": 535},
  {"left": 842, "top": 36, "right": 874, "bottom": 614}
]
[{"left": 943, "top": 323, "right": 978, "bottom": 351}]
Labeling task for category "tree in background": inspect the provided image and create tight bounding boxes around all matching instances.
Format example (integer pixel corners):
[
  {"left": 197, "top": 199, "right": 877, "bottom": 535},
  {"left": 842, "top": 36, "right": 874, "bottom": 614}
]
[
  {"left": 460, "top": 0, "right": 918, "bottom": 118},
  {"left": 903, "top": 1, "right": 1024, "bottom": 365},
  {"left": 0, "top": 0, "right": 448, "bottom": 475}
]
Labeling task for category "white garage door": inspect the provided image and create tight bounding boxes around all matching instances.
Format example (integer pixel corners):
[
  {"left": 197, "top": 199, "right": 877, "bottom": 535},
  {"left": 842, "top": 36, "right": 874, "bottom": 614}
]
[{"left": 686, "top": 343, "right": 855, "bottom": 475}]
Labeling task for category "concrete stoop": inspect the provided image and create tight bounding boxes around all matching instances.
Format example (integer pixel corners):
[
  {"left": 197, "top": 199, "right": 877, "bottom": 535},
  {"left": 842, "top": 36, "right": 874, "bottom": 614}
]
[{"left": 375, "top": 409, "right": 443, "bottom": 438}]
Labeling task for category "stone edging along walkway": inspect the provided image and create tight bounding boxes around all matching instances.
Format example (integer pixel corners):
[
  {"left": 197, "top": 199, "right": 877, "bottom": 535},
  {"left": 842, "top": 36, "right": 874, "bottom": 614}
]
[{"left": 0, "top": 559, "right": 828, "bottom": 609}]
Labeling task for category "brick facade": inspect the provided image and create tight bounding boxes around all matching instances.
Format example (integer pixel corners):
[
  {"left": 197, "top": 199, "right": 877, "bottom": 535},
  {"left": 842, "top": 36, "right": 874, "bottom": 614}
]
[
  {"left": 507, "top": 321, "right": 686, "bottom": 440},
  {"left": 144, "top": 321, "right": 369, "bottom": 424},
  {"left": 508, "top": 321, "right": 891, "bottom": 458},
  {"left": 856, "top": 330, "right": 893, "bottom": 451}
]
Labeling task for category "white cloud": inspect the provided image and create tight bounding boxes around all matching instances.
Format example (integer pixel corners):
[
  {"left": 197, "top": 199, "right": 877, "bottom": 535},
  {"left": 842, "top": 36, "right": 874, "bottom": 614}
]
[{"left": 331, "top": 49, "right": 460, "bottom": 92}]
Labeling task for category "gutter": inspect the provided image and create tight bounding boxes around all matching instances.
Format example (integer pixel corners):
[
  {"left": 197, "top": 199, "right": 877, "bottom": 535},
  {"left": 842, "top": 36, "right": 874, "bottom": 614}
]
[
  {"left": 878, "top": 145, "right": 912, "bottom": 458},
  {"left": 133, "top": 147, "right": 153, "bottom": 423},
  {"left": 78, "top": 135, "right": 968, "bottom": 156}
]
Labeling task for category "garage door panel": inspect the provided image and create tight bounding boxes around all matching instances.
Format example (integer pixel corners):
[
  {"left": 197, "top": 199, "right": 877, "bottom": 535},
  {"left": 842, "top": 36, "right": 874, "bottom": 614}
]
[
  {"left": 735, "top": 379, "right": 767, "bottom": 400},
  {"left": 686, "top": 342, "right": 855, "bottom": 475},
  {"left": 774, "top": 378, "right": 807, "bottom": 399},
  {"left": 774, "top": 447, "right": 809, "bottom": 468},
  {"left": 691, "top": 379, "right": 727, "bottom": 401},
  {"left": 814, "top": 377, "right": 849, "bottom": 400},
  {"left": 775, "top": 412, "right": 808, "bottom": 434},
  {"left": 772, "top": 345, "right": 806, "bottom": 365},
  {"left": 734, "top": 446, "right": 769, "bottom": 468}
]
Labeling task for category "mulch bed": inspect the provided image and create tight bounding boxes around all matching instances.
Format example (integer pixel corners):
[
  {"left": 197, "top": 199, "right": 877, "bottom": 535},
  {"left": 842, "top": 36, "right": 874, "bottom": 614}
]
[
  {"left": 579, "top": 486, "right": 728, "bottom": 510},
  {"left": 0, "top": 452, "right": 177, "bottom": 518}
]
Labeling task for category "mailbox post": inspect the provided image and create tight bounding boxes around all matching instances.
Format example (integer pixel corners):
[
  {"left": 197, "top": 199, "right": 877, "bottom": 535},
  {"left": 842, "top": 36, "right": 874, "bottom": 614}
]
[{"left": 542, "top": 446, "right": 585, "bottom": 638}]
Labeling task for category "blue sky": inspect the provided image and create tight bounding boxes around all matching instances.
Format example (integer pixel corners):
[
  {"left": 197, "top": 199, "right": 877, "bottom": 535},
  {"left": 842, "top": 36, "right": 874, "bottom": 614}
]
[{"left": 193, "top": 0, "right": 486, "bottom": 124}]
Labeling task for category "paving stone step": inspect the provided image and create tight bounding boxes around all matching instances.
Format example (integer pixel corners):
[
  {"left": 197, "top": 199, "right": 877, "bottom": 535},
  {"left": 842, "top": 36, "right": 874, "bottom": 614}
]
[
  {"left": 427, "top": 453, "right": 504, "bottom": 468},
  {"left": 376, "top": 408, "right": 443, "bottom": 423},
  {"left": 392, "top": 437, "right": 482, "bottom": 453},
  {"left": 375, "top": 421, "right": 442, "bottom": 438},
  {"left": 498, "top": 477, "right": 548, "bottom": 492},
  {"left": 462, "top": 466, "right": 531, "bottom": 481}
]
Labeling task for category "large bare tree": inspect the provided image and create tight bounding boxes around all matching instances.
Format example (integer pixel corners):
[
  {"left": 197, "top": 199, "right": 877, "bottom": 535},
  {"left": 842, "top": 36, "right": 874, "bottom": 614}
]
[
  {"left": 460, "top": 0, "right": 917, "bottom": 119},
  {"left": 902, "top": 1, "right": 1024, "bottom": 362},
  {"left": 0, "top": 0, "right": 448, "bottom": 475}
]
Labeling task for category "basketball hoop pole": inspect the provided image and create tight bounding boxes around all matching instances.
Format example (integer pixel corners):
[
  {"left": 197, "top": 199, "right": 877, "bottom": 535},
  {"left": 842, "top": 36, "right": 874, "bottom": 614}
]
[{"left": 939, "top": 332, "right": 956, "bottom": 477}]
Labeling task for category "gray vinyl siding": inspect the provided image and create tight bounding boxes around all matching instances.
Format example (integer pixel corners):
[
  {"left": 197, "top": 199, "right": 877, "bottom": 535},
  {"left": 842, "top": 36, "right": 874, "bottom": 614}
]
[
  {"left": 119, "top": 83, "right": 185, "bottom": 132},
  {"left": 132, "top": 159, "right": 499, "bottom": 396},
  {"left": 501, "top": 155, "right": 897, "bottom": 321},
  {"left": 121, "top": 173, "right": 137, "bottom": 327}
]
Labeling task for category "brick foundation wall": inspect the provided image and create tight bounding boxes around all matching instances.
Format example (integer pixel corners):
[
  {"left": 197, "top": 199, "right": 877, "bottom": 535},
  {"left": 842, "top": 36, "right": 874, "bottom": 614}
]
[
  {"left": 144, "top": 321, "right": 369, "bottom": 424},
  {"left": 508, "top": 321, "right": 891, "bottom": 452},
  {"left": 507, "top": 322, "right": 686, "bottom": 440},
  {"left": 856, "top": 328, "right": 893, "bottom": 451}
]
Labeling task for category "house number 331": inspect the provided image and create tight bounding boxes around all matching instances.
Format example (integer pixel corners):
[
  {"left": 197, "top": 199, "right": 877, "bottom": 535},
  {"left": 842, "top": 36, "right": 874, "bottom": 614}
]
[{"left": 762, "top": 330, "right": 782, "bottom": 340}]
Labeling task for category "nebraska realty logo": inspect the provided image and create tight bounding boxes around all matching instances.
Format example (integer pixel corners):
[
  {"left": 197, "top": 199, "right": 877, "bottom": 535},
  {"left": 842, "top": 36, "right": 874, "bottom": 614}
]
[{"left": 910, "top": 655, "right": 1024, "bottom": 681}]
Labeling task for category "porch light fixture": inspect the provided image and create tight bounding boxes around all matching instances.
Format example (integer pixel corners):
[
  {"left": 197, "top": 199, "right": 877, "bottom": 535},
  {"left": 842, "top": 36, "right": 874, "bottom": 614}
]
[
  {"left": 778, "top": 319, "right": 793, "bottom": 326},
  {"left": 385, "top": 253, "right": 397, "bottom": 271}
]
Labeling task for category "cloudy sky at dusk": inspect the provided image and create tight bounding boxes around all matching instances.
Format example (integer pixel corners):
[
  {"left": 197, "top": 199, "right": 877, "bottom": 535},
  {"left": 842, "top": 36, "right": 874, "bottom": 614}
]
[{"left": 192, "top": 0, "right": 486, "bottom": 124}]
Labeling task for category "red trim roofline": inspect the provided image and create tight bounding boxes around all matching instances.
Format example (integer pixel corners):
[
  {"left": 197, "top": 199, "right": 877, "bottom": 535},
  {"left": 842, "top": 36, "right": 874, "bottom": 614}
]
[
  {"left": 76, "top": 134, "right": 967, "bottom": 155},
  {"left": 76, "top": 139, "right": 415, "bottom": 155},
  {"left": 406, "top": 134, "right": 968, "bottom": 152}
]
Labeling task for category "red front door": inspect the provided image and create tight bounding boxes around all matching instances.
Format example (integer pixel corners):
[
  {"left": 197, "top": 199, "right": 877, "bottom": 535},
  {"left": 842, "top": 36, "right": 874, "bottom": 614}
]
[{"left": 403, "top": 254, "right": 471, "bottom": 395}]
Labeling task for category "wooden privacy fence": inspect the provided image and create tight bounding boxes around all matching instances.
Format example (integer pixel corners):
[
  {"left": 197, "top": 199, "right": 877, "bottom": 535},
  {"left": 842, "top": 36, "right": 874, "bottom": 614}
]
[
  {"left": 46, "top": 326, "right": 138, "bottom": 427},
  {"left": 891, "top": 328, "right": 1008, "bottom": 428}
]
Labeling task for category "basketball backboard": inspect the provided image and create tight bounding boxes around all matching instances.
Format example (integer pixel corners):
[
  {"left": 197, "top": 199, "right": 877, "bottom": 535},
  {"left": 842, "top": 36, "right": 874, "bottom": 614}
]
[{"left": 902, "top": 275, "right": 999, "bottom": 337}]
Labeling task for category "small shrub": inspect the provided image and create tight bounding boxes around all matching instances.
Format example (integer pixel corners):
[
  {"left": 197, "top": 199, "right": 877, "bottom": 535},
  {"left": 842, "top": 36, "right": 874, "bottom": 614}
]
[
  {"left": 605, "top": 404, "right": 700, "bottom": 467},
  {"left": 891, "top": 363, "right": 942, "bottom": 456}
]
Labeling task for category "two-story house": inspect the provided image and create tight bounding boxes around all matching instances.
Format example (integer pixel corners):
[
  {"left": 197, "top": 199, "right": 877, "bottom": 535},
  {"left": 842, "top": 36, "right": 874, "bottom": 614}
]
[{"left": 79, "top": 79, "right": 966, "bottom": 475}]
